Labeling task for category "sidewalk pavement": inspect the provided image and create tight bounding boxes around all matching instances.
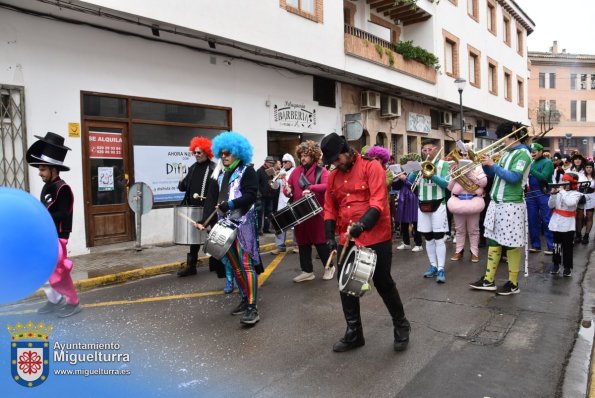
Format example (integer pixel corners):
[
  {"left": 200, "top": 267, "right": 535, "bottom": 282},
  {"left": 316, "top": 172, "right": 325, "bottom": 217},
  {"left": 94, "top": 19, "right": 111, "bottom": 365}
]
[{"left": 64, "top": 231, "right": 293, "bottom": 294}]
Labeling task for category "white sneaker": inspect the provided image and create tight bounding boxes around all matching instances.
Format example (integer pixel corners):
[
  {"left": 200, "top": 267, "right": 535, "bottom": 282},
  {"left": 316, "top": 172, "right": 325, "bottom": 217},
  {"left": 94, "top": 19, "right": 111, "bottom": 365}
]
[
  {"left": 293, "top": 272, "right": 315, "bottom": 283},
  {"left": 397, "top": 243, "right": 411, "bottom": 250},
  {"left": 411, "top": 246, "right": 424, "bottom": 252},
  {"left": 322, "top": 266, "right": 336, "bottom": 280},
  {"left": 291, "top": 247, "right": 299, "bottom": 254},
  {"left": 452, "top": 237, "right": 457, "bottom": 244}
]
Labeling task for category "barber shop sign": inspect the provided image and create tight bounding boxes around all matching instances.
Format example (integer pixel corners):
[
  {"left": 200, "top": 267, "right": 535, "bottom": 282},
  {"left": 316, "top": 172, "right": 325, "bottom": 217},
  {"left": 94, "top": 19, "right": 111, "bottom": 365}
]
[{"left": 269, "top": 98, "right": 319, "bottom": 132}]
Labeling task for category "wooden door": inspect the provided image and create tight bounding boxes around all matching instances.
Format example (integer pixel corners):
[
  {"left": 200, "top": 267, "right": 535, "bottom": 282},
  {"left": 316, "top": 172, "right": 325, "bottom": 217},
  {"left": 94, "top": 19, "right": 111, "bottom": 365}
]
[{"left": 83, "top": 122, "right": 134, "bottom": 246}]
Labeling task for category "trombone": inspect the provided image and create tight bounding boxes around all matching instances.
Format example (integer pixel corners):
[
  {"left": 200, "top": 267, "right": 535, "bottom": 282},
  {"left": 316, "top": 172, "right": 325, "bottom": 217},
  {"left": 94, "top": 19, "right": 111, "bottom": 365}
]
[
  {"left": 411, "top": 147, "right": 443, "bottom": 191},
  {"left": 447, "top": 125, "right": 529, "bottom": 181}
]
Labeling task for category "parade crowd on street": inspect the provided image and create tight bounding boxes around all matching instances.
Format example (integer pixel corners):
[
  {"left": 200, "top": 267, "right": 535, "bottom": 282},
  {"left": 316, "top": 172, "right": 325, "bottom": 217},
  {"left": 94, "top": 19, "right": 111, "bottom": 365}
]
[{"left": 29, "top": 122, "right": 595, "bottom": 355}]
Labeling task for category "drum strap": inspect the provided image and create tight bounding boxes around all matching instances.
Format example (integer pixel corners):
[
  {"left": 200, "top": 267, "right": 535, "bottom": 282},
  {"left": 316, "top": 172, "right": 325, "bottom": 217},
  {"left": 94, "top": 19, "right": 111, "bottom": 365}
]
[
  {"left": 218, "top": 171, "right": 231, "bottom": 204},
  {"left": 315, "top": 166, "right": 323, "bottom": 185}
]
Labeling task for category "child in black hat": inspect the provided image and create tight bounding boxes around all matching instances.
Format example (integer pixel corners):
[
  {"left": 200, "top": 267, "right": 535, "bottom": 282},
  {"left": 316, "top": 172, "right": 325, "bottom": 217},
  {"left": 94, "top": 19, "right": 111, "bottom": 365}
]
[{"left": 26, "top": 132, "right": 82, "bottom": 318}]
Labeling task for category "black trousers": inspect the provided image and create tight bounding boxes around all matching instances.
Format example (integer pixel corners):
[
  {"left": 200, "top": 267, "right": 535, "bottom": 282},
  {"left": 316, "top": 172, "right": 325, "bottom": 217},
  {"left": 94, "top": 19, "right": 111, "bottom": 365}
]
[
  {"left": 298, "top": 244, "right": 331, "bottom": 273},
  {"left": 189, "top": 244, "right": 200, "bottom": 259},
  {"left": 337, "top": 240, "right": 406, "bottom": 327},
  {"left": 553, "top": 231, "right": 574, "bottom": 269},
  {"left": 401, "top": 222, "right": 422, "bottom": 246}
]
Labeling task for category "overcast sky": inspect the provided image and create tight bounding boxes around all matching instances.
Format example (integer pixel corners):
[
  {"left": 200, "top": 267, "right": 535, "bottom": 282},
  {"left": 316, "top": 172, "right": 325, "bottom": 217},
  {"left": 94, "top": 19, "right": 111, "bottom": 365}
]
[{"left": 515, "top": 0, "right": 595, "bottom": 54}]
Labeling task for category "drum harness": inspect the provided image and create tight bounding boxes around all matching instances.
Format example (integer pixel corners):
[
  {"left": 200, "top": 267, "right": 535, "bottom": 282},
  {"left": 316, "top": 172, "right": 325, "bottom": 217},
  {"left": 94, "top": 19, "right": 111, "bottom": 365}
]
[{"left": 182, "top": 162, "right": 211, "bottom": 205}]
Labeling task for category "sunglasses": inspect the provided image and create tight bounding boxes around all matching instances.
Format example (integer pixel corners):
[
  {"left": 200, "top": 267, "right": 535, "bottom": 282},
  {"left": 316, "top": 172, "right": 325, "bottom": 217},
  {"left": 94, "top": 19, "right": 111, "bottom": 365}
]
[
  {"left": 194, "top": 151, "right": 203, "bottom": 155},
  {"left": 220, "top": 151, "right": 231, "bottom": 157}
]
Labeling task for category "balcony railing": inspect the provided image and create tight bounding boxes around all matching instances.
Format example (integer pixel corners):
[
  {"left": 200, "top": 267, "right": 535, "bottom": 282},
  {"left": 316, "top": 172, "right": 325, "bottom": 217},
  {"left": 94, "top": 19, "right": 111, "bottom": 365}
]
[
  {"left": 343, "top": 24, "right": 437, "bottom": 84},
  {"left": 344, "top": 24, "right": 392, "bottom": 50}
]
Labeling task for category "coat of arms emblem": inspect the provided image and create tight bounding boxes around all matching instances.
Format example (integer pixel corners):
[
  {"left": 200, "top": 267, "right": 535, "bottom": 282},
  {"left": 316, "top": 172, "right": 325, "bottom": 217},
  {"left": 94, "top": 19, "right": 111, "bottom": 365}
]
[{"left": 8, "top": 321, "right": 52, "bottom": 387}]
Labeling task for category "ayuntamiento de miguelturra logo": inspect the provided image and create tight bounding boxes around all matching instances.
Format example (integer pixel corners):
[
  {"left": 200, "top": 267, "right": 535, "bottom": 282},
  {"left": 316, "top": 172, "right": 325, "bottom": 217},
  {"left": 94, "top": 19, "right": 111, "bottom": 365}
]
[{"left": 8, "top": 321, "right": 52, "bottom": 387}]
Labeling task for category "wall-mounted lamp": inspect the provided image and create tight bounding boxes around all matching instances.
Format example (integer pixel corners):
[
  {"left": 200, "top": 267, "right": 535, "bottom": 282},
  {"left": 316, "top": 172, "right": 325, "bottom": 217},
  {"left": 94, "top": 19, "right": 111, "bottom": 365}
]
[{"left": 223, "top": 59, "right": 232, "bottom": 66}]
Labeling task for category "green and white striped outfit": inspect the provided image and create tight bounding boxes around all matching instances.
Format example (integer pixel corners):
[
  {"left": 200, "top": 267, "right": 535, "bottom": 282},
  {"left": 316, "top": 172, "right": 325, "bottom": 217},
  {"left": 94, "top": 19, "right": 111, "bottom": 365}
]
[
  {"left": 484, "top": 146, "right": 531, "bottom": 247},
  {"left": 418, "top": 159, "right": 449, "bottom": 202},
  {"left": 490, "top": 147, "right": 531, "bottom": 203}
]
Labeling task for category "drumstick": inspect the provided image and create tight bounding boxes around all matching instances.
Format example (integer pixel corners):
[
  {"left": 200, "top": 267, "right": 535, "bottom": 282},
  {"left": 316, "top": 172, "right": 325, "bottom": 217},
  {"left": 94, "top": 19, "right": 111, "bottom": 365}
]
[
  {"left": 337, "top": 233, "right": 351, "bottom": 266},
  {"left": 177, "top": 211, "right": 197, "bottom": 225},
  {"left": 325, "top": 249, "right": 336, "bottom": 270},
  {"left": 202, "top": 207, "right": 220, "bottom": 227}
]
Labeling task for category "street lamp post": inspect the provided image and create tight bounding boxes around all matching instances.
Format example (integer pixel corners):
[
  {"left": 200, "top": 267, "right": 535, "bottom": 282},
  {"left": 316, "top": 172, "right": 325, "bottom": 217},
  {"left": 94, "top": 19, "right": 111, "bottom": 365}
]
[{"left": 454, "top": 78, "right": 466, "bottom": 141}]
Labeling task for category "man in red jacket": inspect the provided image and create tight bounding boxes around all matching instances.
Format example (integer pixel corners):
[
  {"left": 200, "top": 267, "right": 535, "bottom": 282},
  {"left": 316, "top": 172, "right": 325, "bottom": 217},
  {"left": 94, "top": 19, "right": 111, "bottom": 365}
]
[{"left": 322, "top": 133, "right": 410, "bottom": 352}]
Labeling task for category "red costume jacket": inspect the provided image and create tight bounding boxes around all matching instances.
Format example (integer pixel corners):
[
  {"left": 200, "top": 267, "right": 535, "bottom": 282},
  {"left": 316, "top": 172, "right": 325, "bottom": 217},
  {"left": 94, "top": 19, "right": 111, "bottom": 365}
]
[
  {"left": 324, "top": 153, "right": 391, "bottom": 246},
  {"left": 285, "top": 164, "right": 328, "bottom": 245}
]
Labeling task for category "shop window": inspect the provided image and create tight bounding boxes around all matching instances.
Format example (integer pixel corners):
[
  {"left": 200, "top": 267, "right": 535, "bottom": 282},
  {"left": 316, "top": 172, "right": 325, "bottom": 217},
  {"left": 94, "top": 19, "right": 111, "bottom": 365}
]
[{"left": 83, "top": 96, "right": 127, "bottom": 118}]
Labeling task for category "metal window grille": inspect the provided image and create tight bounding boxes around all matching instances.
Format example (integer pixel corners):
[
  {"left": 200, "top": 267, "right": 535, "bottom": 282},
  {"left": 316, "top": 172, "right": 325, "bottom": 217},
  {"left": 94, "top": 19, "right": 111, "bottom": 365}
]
[{"left": 0, "top": 85, "right": 28, "bottom": 190}]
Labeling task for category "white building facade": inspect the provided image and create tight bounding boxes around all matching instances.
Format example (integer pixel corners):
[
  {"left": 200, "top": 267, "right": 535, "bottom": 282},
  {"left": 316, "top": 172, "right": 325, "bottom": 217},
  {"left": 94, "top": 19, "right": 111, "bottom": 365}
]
[{"left": 0, "top": 0, "right": 534, "bottom": 255}]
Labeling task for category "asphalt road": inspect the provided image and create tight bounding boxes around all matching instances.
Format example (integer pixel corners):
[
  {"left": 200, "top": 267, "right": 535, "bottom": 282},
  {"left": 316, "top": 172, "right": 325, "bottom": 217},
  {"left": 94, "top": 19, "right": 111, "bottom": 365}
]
[{"left": 0, "top": 241, "right": 590, "bottom": 397}]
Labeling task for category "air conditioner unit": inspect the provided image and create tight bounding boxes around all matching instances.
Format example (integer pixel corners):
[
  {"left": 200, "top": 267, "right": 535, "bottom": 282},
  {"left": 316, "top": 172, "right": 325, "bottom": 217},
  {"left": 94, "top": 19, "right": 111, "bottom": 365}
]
[
  {"left": 361, "top": 91, "right": 380, "bottom": 110},
  {"left": 380, "top": 96, "right": 401, "bottom": 118},
  {"left": 440, "top": 111, "right": 453, "bottom": 126}
]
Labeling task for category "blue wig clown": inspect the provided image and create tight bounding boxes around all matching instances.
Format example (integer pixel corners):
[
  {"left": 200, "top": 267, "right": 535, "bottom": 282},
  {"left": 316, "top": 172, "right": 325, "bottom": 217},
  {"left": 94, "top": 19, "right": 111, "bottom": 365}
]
[{"left": 212, "top": 131, "right": 253, "bottom": 165}]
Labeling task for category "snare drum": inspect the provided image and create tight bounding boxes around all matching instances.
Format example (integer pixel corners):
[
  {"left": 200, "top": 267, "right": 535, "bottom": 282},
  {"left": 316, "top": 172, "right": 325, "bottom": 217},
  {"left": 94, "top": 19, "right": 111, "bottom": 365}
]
[
  {"left": 270, "top": 194, "right": 322, "bottom": 234},
  {"left": 204, "top": 219, "right": 238, "bottom": 260},
  {"left": 339, "top": 246, "right": 377, "bottom": 297},
  {"left": 173, "top": 206, "right": 207, "bottom": 245}
]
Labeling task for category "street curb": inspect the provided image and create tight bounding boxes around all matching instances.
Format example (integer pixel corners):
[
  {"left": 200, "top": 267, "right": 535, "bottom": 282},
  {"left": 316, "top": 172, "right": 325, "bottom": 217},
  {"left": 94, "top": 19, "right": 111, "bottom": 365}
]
[
  {"left": 562, "top": 244, "right": 595, "bottom": 397},
  {"left": 31, "top": 242, "right": 280, "bottom": 299}
]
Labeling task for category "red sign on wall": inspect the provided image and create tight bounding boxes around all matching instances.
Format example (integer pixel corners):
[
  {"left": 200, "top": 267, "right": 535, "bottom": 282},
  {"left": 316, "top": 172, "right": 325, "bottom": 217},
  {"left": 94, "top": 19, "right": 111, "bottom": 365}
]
[{"left": 89, "top": 131, "right": 123, "bottom": 159}]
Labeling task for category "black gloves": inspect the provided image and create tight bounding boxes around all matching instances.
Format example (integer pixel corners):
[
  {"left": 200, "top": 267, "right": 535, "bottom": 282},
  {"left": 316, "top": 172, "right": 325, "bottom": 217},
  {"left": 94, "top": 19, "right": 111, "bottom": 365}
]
[
  {"left": 349, "top": 222, "right": 365, "bottom": 238},
  {"left": 325, "top": 219, "right": 337, "bottom": 251},
  {"left": 218, "top": 201, "right": 230, "bottom": 213},
  {"left": 347, "top": 208, "right": 381, "bottom": 238},
  {"left": 358, "top": 208, "right": 380, "bottom": 231}
]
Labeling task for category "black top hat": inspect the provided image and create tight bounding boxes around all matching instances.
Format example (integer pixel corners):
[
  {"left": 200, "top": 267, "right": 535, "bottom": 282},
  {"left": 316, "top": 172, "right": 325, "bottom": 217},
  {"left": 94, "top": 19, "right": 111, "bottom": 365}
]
[
  {"left": 26, "top": 132, "right": 71, "bottom": 171},
  {"left": 320, "top": 133, "right": 350, "bottom": 165}
]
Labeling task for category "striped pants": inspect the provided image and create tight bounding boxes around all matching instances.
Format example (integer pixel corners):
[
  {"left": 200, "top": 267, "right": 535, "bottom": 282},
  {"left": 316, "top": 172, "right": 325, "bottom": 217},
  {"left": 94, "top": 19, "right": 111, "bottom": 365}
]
[{"left": 221, "top": 240, "right": 258, "bottom": 305}]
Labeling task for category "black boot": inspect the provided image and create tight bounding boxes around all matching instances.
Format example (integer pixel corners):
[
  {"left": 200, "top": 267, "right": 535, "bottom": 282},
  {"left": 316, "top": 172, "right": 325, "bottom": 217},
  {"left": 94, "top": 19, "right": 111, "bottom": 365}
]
[
  {"left": 177, "top": 253, "right": 197, "bottom": 277},
  {"left": 333, "top": 293, "right": 365, "bottom": 352},
  {"left": 379, "top": 286, "right": 410, "bottom": 352},
  {"left": 582, "top": 234, "right": 589, "bottom": 245},
  {"left": 575, "top": 233, "right": 582, "bottom": 244}
]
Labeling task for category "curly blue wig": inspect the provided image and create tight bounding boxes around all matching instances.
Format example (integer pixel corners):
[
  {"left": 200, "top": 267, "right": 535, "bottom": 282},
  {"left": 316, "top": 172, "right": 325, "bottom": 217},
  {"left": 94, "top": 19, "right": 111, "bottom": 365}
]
[{"left": 211, "top": 131, "right": 253, "bottom": 165}]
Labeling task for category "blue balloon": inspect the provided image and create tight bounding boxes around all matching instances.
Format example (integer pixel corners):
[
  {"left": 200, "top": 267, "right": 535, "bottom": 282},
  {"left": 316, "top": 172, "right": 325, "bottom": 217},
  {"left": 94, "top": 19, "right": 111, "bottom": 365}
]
[{"left": 0, "top": 187, "right": 58, "bottom": 304}]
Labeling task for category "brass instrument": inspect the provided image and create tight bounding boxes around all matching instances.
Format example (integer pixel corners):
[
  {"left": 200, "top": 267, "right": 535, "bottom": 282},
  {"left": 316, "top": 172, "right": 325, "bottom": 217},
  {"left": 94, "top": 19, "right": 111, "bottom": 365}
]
[
  {"left": 411, "top": 147, "right": 443, "bottom": 191},
  {"left": 448, "top": 125, "right": 529, "bottom": 181},
  {"left": 445, "top": 148, "right": 480, "bottom": 192}
]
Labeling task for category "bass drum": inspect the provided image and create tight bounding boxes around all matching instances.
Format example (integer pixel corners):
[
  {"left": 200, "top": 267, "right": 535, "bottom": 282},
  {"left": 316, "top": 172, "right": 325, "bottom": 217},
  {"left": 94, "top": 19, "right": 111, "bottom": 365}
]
[
  {"left": 204, "top": 219, "right": 238, "bottom": 260},
  {"left": 173, "top": 206, "right": 206, "bottom": 245},
  {"left": 339, "top": 246, "right": 377, "bottom": 297}
]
